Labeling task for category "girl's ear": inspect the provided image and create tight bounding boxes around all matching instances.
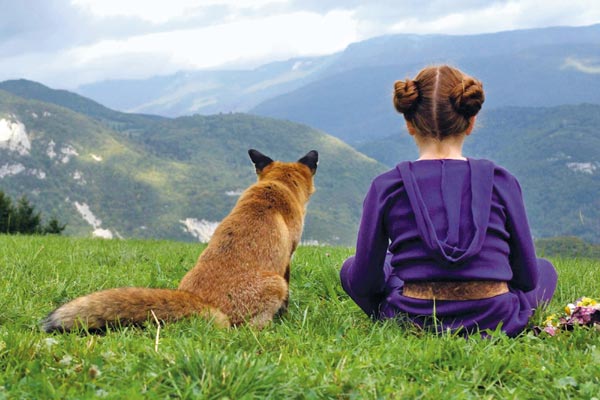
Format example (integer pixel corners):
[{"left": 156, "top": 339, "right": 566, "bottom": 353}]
[
  {"left": 465, "top": 116, "right": 476, "bottom": 136},
  {"left": 248, "top": 149, "right": 274, "bottom": 174},
  {"left": 298, "top": 150, "right": 319, "bottom": 175},
  {"left": 406, "top": 121, "right": 418, "bottom": 136}
]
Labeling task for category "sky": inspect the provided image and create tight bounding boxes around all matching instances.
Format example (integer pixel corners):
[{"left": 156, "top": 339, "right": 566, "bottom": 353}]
[{"left": 1, "top": 0, "right": 599, "bottom": 89}]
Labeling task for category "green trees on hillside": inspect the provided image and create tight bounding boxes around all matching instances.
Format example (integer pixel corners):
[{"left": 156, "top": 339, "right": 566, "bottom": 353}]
[
  {"left": 535, "top": 237, "right": 600, "bottom": 259},
  {"left": 0, "top": 191, "right": 65, "bottom": 235}
]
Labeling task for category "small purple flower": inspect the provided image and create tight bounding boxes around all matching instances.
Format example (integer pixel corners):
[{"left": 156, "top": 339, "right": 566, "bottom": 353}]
[
  {"left": 543, "top": 325, "right": 557, "bottom": 336},
  {"left": 536, "top": 297, "right": 600, "bottom": 335},
  {"left": 570, "top": 307, "right": 593, "bottom": 325}
]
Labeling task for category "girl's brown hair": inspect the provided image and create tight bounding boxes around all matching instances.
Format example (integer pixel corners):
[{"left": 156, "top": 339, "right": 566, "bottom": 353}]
[{"left": 393, "top": 65, "right": 485, "bottom": 140}]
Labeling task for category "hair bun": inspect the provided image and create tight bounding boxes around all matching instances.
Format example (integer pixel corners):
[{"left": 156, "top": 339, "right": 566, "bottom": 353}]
[
  {"left": 393, "top": 79, "right": 420, "bottom": 114},
  {"left": 450, "top": 77, "right": 485, "bottom": 118}
]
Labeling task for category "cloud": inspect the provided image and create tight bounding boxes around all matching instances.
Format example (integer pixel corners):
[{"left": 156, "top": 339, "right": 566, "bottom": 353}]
[
  {"left": 563, "top": 57, "right": 600, "bottom": 74},
  {"left": 72, "top": 0, "right": 290, "bottom": 23},
  {"left": 284, "top": 0, "right": 515, "bottom": 36},
  {"left": 0, "top": 0, "right": 81, "bottom": 52},
  {"left": 0, "top": 0, "right": 599, "bottom": 88},
  {"left": 0, "top": 7, "right": 358, "bottom": 88},
  {"left": 0, "top": 0, "right": 167, "bottom": 65},
  {"left": 353, "top": 0, "right": 600, "bottom": 36},
  {"left": 74, "top": 10, "right": 357, "bottom": 67}
]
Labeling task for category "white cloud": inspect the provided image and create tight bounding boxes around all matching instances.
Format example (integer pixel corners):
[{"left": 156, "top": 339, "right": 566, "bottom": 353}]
[
  {"left": 563, "top": 57, "right": 600, "bottom": 74},
  {"left": 72, "top": 0, "right": 204, "bottom": 23},
  {"left": 26, "top": 9, "right": 358, "bottom": 86},
  {"left": 1, "top": 0, "right": 599, "bottom": 87},
  {"left": 72, "top": 0, "right": 289, "bottom": 23},
  {"left": 72, "top": 10, "right": 357, "bottom": 68},
  {"left": 388, "top": 1, "right": 600, "bottom": 35}
]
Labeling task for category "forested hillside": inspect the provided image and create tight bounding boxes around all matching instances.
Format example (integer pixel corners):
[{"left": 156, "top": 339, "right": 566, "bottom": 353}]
[
  {"left": 355, "top": 105, "right": 600, "bottom": 242},
  {"left": 2, "top": 76, "right": 598, "bottom": 244},
  {"left": 252, "top": 25, "right": 600, "bottom": 144},
  {"left": 0, "top": 82, "right": 385, "bottom": 245}
]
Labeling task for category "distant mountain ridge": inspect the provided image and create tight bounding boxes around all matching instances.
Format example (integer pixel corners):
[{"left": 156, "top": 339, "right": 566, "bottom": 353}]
[
  {"left": 59, "top": 23, "right": 600, "bottom": 245},
  {"left": 1, "top": 77, "right": 598, "bottom": 244},
  {"left": 77, "top": 56, "right": 336, "bottom": 117},
  {"left": 252, "top": 24, "right": 600, "bottom": 144},
  {"left": 73, "top": 24, "right": 600, "bottom": 137},
  {"left": 324, "top": 24, "right": 600, "bottom": 76},
  {"left": 0, "top": 80, "right": 385, "bottom": 245},
  {"left": 354, "top": 104, "right": 600, "bottom": 243}
]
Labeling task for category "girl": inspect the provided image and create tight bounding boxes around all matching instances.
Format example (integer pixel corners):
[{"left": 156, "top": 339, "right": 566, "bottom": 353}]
[{"left": 340, "top": 65, "right": 557, "bottom": 337}]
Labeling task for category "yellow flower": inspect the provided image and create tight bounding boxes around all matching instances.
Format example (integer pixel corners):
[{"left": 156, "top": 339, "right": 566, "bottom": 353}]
[
  {"left": 565, "top": 304, "right": 575, "bottom": 315},
  {"left": 576, "top": 297, "right": 597, "bottom": 307},
  {"left": 544, "top": 314, "right": 557, "bottom": 326}
]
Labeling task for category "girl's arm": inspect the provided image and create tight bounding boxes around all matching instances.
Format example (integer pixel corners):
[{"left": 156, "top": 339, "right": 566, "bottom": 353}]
[
  {"left": 340, "top": 181, "right": 389, "bottom": 316},
  {"left": 504, "top": 177, "right": 539, "bottom": 292}
]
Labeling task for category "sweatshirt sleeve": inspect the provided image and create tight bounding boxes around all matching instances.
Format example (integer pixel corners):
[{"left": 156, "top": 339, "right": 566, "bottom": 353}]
[
  {"left": 340, "top": 179, "right": 390, "bottom": 314},
  {"left": 503, "top": 176, "right": 539, "bottom": 292}
]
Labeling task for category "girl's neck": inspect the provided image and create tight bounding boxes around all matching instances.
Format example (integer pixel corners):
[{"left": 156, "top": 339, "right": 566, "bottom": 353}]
[{"left": 414, "top": 135, "right": 466, "bottom": 161}]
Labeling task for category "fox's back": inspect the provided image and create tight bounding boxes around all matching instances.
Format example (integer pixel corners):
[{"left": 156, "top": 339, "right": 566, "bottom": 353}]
[
  {"left": 178, "top": 160, "right": 314, "bottom": 303},
  {"left": 43, "top": 150, "right": 318, "bottom": 332}
]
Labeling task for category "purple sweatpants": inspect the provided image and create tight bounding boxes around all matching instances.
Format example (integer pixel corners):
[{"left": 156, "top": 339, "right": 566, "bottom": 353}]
[{"left": 341, "top": 254, "right": 557, "bottom": 336}]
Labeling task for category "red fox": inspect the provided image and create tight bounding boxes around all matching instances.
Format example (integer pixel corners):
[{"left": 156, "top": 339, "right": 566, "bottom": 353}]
[{"left": 43, "top": 149, "right": 318, "bottom": 332}]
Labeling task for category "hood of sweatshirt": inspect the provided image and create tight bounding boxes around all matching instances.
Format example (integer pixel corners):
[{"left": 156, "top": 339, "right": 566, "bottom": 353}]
[{"left": 397, "top": 159, "right": 495, "bottom": 265}]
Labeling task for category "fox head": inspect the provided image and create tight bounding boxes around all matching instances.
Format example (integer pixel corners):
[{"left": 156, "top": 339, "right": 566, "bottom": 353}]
[
  {"left": 248, "top": 149, "right": 318, "bottom": 175},
  {"left": 248, "top": 149, "right": 319, "bottom": 197}
]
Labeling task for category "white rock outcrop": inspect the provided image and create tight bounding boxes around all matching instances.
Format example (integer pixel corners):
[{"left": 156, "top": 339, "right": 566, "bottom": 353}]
[
  {"left": 180, "top": 218, "right": 219, "bottom": 242},
  {"left": 47, "top": 140, "right": 57, "bottom": 159},
  {"left": 0, "top": 163, "right": 26, "bottom": 178},
  {"left": 0, "top": 118, "right": 31, "bottom": 155},
  {"left": 566, "top": 162, "right": 598, "bottom": 175},
  {"left": 73, "top": 201, "right": 114, "bottom": 239},
  {"left": 60, "top": 145, "right": 79, "bottom": 164}
]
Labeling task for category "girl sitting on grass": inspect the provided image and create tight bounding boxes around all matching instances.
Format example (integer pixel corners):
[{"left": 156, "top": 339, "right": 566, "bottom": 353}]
[{"left": 340, "top": 65, "right": 557, "bottom": 337}]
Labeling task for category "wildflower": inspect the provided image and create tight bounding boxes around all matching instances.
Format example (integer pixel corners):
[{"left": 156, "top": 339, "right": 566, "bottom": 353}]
[
  {"left": 544, "top": 314, "right": 557, "bottom": 326},
  {"left": 577, "top": 297, "right": 597, "bottom": 307},
  {"left": 543, "top": 325, "right": 557, "bottom": 336},
  {"left": 538, "top": 296, "right": 600, "bottom": 336},
  {"left": 43, "top": 337, "right": 59, "bottom": 349},
  {"left": 565, "top": 303, "right": 575, "bottom": 315},
  {"left": 59, "top": 355, "right": 73, "bottom": 366}
]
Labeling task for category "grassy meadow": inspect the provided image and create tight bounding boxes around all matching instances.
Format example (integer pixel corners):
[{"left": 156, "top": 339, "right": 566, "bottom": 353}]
[{"left": 1, "top": 234, "right": 599, "bottom": 399}]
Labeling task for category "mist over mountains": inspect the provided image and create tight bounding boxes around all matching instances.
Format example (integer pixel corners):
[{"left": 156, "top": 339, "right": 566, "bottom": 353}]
[
  {"left": 77, "top": 24, "right": 600, "bottom": 145},
  {"left": 78, "top": 56, "right": 336, "bottom": 118},
  {"left": 251, "top": 24, "right": 600, "bottom": 144}
]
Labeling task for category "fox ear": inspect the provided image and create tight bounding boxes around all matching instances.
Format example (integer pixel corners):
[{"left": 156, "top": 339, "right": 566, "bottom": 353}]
[
  {"left": 248, "top": 149, "right": 274, "bottom": 174},
  {"left": 298, "top": 150, "right": 318, "bottom": 175}
]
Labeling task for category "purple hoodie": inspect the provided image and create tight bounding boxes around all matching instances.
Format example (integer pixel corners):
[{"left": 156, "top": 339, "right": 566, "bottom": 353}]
[{"left": 340, "top": 159, "right": 556, "bottom": 337}]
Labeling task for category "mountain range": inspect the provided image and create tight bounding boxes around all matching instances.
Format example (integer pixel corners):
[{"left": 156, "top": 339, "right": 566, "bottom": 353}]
[
  {"left": 78, "top": 56, "right": 336, "bottom": 118},
  {"left": 2, "top": 24, "right": 599, "bottom": 244},
  {"left": 0, "top": 80, "right": 384, "bottom": 245},
  {"left": 2, "top": 79, "right": 599, "bottom": 244},
  {"left": 77, "top": 24, "right": 600, "bottom": 145},
  {"left": 251, "top": 24, "right": 600, "bottom": 144},
  {"left": 354, "top": 104, "right": 600, "bottom": 243}
]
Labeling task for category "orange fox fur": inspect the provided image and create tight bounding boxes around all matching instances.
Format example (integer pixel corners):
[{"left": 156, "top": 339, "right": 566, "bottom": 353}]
[{"left": 43, "top": 149, "right": 318, "bottom": 332}]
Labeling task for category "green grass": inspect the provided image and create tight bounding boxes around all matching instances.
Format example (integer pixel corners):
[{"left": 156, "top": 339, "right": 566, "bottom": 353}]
[{"left": 1, "top": 235, "right": 599, "bottom": 399}]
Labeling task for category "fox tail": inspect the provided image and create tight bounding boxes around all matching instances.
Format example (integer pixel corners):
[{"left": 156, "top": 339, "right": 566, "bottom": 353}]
[{"left": 42, "top": 287, "right": 229, "bottom": 332}]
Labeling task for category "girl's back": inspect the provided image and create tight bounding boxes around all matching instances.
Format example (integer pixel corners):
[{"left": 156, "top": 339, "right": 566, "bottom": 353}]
[{"left": 340, "top": 65, "right": 557, "bottom": 337}]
